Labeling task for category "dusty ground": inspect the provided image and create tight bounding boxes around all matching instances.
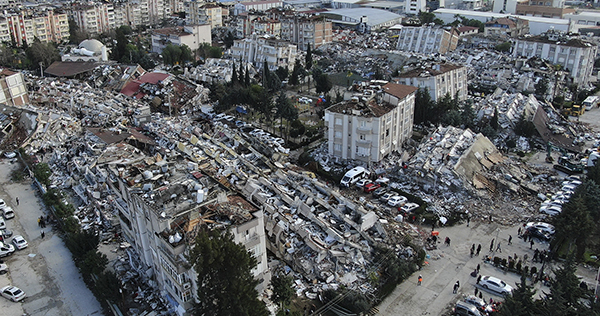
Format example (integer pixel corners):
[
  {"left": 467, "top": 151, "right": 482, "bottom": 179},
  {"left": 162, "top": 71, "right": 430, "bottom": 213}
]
[{"left": 0, "top": 159, "right": 103, "bottom": 315}]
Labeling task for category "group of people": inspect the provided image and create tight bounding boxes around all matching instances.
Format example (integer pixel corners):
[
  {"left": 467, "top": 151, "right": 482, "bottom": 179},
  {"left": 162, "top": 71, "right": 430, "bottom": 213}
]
[{"left": 38, "top": 215, "right": 47, "bottom": 228}]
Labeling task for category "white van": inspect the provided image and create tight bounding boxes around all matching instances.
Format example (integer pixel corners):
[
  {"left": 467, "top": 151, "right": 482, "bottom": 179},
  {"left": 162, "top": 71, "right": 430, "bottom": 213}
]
[{"left": 340, "top": 167, "right": 369, "bottom": 187}]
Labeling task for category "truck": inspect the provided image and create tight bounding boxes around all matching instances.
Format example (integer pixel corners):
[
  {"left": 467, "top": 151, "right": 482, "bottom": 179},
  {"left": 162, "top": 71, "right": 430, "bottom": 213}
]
[
  {"left": 562, "top": 104, "right": 585, "bottom": 117},
  {"left": 583, "top": 95, "right": 600, "bottom": 111}
]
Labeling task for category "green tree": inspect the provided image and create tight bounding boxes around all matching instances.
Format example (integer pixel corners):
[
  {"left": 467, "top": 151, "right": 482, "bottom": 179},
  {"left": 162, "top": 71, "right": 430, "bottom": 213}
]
[
  {"left": 65, "top": 230, "right": 100, "bottom": 261},
  {"left": 271, "top": 274, "right": 294, "bottom": 309},
  {"left": 540, "top": 256, "right": 590, "bottom": 315},
  {"left": 414, "top": 88, "right": 434, "bottom": 124},
  {"left": 68, "top": 19, "right": 87, "bottom": 44},
  {"left": 34, "top": 163, "right": 52, "bottom": 186},
  {"left": 93, "top": 271, "right": 122, "bottom": 304},
  {"left": 276, "top": 66, "right": 288, "bottom": 81},
  {"left": 552, "top": 196, "right": 594, "bottom": 260},
  {"left": 187, "top": 229, "right": 268, "bottom": 316},
  {"left": 498, "top": 274, "right": 540, "bottom": 316},
  {"left": 27, "top": 39, "right": 60, "bottom": 72},
  {"left": 305, "top": 43, "right": 312, "bottom": 70},
  {"left": 79, "top": 250, "right": 109, "bottom": 277},
  {"left": 315, "top": 73, "right": 332, "bottom": 94},
  {"left": 418, "top": 11, "right": 436, "bottom": 24},
  {"left": 232, "top": 62, "right": 238, "bottom": 86},
  {"left": 588, "top": 160, "right": 600, "bottom": 187},
  {"left": 495, "top": 42, "right": 512, "bottom": 52},
  {"left": 224, "top": 31, "right": 235, "bottom": 49},
  {"left": 461, "top": 100, "right": 475, "bottom": 128}
]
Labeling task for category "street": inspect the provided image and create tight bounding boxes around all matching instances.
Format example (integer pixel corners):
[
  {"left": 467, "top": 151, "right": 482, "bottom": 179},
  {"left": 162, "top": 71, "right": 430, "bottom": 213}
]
[{"left": 0, "top": 159, "right": 103, "bottom": 315}]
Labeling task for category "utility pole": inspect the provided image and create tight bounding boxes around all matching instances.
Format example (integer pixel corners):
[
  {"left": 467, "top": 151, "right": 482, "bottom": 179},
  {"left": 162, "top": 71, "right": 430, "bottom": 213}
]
[{"left": 39, "top": 62, "right": 43, "bottom": 77}]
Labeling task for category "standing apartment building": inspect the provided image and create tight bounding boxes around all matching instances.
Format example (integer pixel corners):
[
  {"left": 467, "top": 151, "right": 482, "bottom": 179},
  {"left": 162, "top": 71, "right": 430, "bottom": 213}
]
[
  {"left": 151, "top": 24, "right": 211, "bottom": 53},
  {"left": 324, "top": 83, "right": 417, "bottom": 163},
  {"left": 396, "top": 25, "right": 459, "bottom": 54},
  {"left": 185, "top": 1, "right": 222, "bottom": 28},
  {"left": 280, "top": 15, "right": 332, "bottom": 50},
  {"left": 0, "top": 69, "right": 29, "bottom": 106},
  {"left": 512, "top": 30, "right": 597, "bottom": 85},
  {"left": 99, "top": 144, "right": 270, "bottom": 316},
  {"left": 395, "top": 64, "right": 467, "bottom": 101},
  {"left": 230, "top": 34, "right": 297, "bottom": 71},
  {"left": 68, "top": 3, "right": 116, "bottom": 35},
  {"left": 0, "top": 10, "right": 69, "bottom": 46}
]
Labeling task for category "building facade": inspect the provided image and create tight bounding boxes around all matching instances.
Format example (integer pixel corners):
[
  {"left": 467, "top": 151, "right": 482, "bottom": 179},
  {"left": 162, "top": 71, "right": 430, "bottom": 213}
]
[
  {"left": 185, "top": 1, "right": 222, "bottom": 28},
  {"left": 68, "top": 3, "right": 116, "bottom": 35},
  {"left": 484, "top": 17, "right": 529, "bottom": 38},
  {"left": 0, "top": 69, "right": 29, "bottom": 106},
  {"left": 396, "top": 26, "right": 459, "bottom": 54},
  {"left": 280, "top": 16, "right": 332, "bottom": 51},
  {"left": 0, "top": 10, "right": 69, "bottom": 45},
  {"left": 324, "top": 83, "right": 417, "bottom": 162},
  {"left": 395, "top": 64, "right": 467, "bottom": 101},
  {"left": 512, "top": 31, "right": 597, "bottom": 85},
  {"left": 151, "top": 24, "right": 212, "bottom": 53},
  {"left": 114, "top": 2, "right": 142, "bottom": 28},
  {"left": 230, "top": 35, "right": 297, "bottom": 71}
]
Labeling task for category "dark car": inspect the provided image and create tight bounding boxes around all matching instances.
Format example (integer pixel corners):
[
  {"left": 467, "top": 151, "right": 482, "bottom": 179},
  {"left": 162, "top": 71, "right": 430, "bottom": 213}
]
[{"left": 525, "top": 227, "right": 552, "bottom": 241}]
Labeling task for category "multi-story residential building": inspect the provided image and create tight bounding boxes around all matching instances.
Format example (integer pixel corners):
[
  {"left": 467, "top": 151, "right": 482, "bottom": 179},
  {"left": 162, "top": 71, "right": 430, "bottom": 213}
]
[
  {"left": 151, "top": 24, "right": 211, "bottom": 53},
  {"left": 185, "top": 1, "right": 222, "bottom": 28},
  {"left": 233, "top": 0, "right": 283, "bottom": 16},
  {"left": 396, "top": 25, "right": 459, "bottom": 54},
  {"left": 515, "top": 0, "right": 574, "bottom": 18},
  {"left": 165, "top": 0, "right": 184, "bottom": 16},
  {"left": 68, "top": 3, "right": 115, "bottom": 35},
  {"left": 512, "top": 30, "right": 597, "bottom": 85},
  {"left": 230, "top": 35, "right": 297, "bottom": 71},
  {"left": 280, "top": 15, "right": 332, "bottom": 51},
  {"left": 0, "top": 0, "right": 21, "bottom": 10},
  {"left": 484, "top": 17, "right": 528, "bottom": 38},
  {"left": 0, "top": 69, "right": 29, "bottom": 106},
  {"left": 114, "top": 2, "right": 142, "bottom": 27},
  {"left": 249, "top": 16, "right": 280, "bottom": 37},
  {"left": 0, "top": 10, "right": 69, "bottom": 46},
  {"left": 98, "top": 142, "right": 270, "bottom": 316},
  {"left": 139, "top": 0, "right": 166, "bottom": 25},
  {"left": 324, "top": 83, "right": 417, "bottom": 163},
  {"left": 395, "top": 64, "right": 468, "bottom": 101}
]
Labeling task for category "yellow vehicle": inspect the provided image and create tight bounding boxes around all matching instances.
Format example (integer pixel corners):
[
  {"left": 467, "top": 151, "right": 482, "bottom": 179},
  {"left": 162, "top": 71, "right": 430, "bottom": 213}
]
[{"left": 571, "top": 104, "right": 585, "bottom": 116}]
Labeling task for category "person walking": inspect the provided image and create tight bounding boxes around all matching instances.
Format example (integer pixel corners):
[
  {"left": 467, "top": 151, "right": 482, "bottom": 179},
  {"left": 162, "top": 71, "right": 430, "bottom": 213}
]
[
  {"left": 418, "top": 275, "right": 422, "bottom": 285},
  {"left": 453, "top": 281, "right": 460, "bottom": 294},
  {"left": 489, "top": 239, "right": 494, "bottom": 252},
  {"left": 475, "top": 287, "right": 479, "bottom": 296},
  {"left": 15, "top": 197, "right": 19, "bottom": 205},
  {"left": 530, "top": 239, "right": 534, "bottom": 249},
  {"left": 470, "top": 247, "right": 474, "bottom": 258},
  {"left": 476, "top": 244, "right": 481, "bottom": 256},
  {"left": 445, "top": 237, "right": 451, "bottom": 246},
  {"left": 476, "top": 264, "right": 480, "bottom": 273},
  {"left": 41, "top": 230, "right": 45, "bottom": 239},
  {"left": 508, "top": 235, "right": 512, "bottom": 245},
  {"left": 496, "top": 242, "right": 502, "bottom": 253},
  {"left": 518, "top": 227, "right": 522, "bottom": 236},
  {"left": 466, "top": 216, "right": 470, "bottom": 227}
]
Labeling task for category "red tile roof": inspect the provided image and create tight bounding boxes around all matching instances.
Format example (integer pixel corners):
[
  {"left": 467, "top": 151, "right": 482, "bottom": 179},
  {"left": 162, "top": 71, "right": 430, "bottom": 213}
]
[{"left": 120, "top": 72, "right": 170, "bottom": 99}]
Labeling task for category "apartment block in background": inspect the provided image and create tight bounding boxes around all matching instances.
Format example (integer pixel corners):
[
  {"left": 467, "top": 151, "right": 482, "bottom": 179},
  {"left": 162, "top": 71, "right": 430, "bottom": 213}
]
[
  {"left": 0, "top": 10, "right": 69, "bottom": 46},
  {"left": 396, "top": 25, "right": 459, "bottom": 54},
  {"left": 151, "top": 24, "right": 212, "bottom": 53},
  {"left": 280, "top": 15, "right": 332, "bottom": 51},
  {"left": 230, "top": 34, "right": 297, "bottom": 71},
  {"left": 68, "top": 3, "right": 115, "bottom": 35}
]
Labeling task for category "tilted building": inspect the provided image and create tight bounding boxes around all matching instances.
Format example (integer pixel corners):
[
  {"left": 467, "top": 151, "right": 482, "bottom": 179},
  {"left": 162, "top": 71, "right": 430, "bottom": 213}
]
[
  {"left": 395, "top": 64, "right": 468, "bottom": 101},
  {"left": 230, "top": 35, "right": 297, "bottom": 71},
  {"left": 324, "top": 83, "right": 417, "bottom": 162},
  {"left": 396, "top": 25, "right": 459, "bottom": 54}
]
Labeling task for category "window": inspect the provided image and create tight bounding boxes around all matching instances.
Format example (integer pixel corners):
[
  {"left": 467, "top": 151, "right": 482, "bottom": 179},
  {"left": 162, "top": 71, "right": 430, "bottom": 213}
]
[
  {"left": 334, "top": 143, "right": 342, "bottom": 151},
  {"left": 334, "top": 131, "right": 342, "bottom": 138},
  {"left": 335, "top": 118, "right": 342, "bottom": 125}
]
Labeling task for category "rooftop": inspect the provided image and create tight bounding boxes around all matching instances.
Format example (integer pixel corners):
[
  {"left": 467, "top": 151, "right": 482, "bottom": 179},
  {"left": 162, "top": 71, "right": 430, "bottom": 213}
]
[
  {"left": 326, "top": 98, "right": 396, "bottom": 117},
  {"left": 319, "top": 8, "right": 402, "bottom": 27},
  {"left": 397, "top": 64, "right": 464, "bottom": 78},
  {"left": 382, "top": 83, "right": 418, "bottom": 100}
]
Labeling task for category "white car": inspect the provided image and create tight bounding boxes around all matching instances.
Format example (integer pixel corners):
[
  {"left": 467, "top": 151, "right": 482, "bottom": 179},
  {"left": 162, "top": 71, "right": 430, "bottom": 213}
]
[
  {"left": 479, "top": 276, "right": 513, "bottom": 295},
  {"left": 2, "top": 207, "right": 14, "bottom": 219},
  {"left": 400, "top": 202, "right": 420, "bottom": 213},
  {"left": 540, "top": 205, "right": 562, "bottom": 216},
  {"left": 355, "top": 179, "right": 369, "bottom": 189},
  {"left": 3, "top": 151, "right": 16, "bottom": 159},
  {"left": 380, "top": 192, "right": 395, "bottom": 203},
  {"left": 11, "top": 235, "right": 27, "bottom": 250},
  {"left": 561, "top": 184, "right": 577, "bottom": 193},
  {"left": 0, "top": 285, "right": 26, "bottom": 302},
  {"left": 0, "top": 199, "right": 5, "bottom": 209},
  {"left": 387, "top": 195, "right": 408, "bottom": 207},
  {"left": 0, "top": 243, "right": 14, "bottom": 257},
  {"left": 525, "top": 222, "right": 555, "bottom": 235},
  {"left": 213, "top": 113, "right": 226, "bottom": 120},
  {"left": 0, "top": 263, "right": 7, "bottom": 275}
]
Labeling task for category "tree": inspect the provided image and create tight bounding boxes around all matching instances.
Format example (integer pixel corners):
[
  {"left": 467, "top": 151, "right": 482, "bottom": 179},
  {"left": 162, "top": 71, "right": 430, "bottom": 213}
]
[
  {"left": 588, "top": 160, "right": 600, "bottom": 187},
  {"left": 232, "top": 62, "right": 238, "bottom": 86},
  {"left": 93, "top": 271, "right": 121, "bottom": 304},
  {"left": 68, "top": 19, "right": 87, "bottom": 44},
  {"left": 315, "top": 73, "right": 332, "bottom": 94},
  {"left": 541, "top": 256, "right": 590, "bottom": 314},
  {"left": 305, "top": 43, "right": 312, "bottom": 70},
  {"left": 187, "top": 229, "right": 268, "bottom": 316},
  {"left": 495, "top": 42, "right": 512, "bottom": 52},
  {"left": 276, "top": 66, "right": 288, "bottom": 81},
  {"left": 461, "top": 100, "right": 475, "bottom": 129},
  {"left": 414, "top": 88, "right": 434, "bottom": 124},
  {"left": 34, "top": 163, "right": 52, "bottom": 186},
  {"left": 418, "top": 11, "right": 437, "bottom": 24},
  {"left": 271, "top": 275, "right": 294, "bottom": 309},
  {"left": 552, "top": 196, "right": 593, "bottom": 260},
  {"left": 224, "top": 31, "right": 235, "bottom": 49},
  {"left": 79, "top": 250, "right": 109, "bottom": 277},
  {"left": 491, "top": 106, "right": 499, "bottom": 130},
  {"left": 27, "top": 40, "right": 60, "bottom": 72},
  {"left": 498, "top": 274, "right": 539, "bottom": 316}
]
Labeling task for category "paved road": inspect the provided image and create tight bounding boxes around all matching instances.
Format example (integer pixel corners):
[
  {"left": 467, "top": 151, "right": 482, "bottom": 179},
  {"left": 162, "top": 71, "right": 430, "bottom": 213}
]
[{"left": 0, "top": 158, "right": 103, "bottom": 315}]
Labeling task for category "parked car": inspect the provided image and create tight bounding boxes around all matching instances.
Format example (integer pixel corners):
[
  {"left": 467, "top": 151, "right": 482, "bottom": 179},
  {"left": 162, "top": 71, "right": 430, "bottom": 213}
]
[
  {"left": 380, "top": 192, "right": 395, "bottom": 203},
  {"left": 454, "top": 301, "right": 483, "bottom": 316},
  {"left": 11, "top": 236, "right": 27, "bottom": 250},
  {"left": 464, "top": 295, "right": 493, "bottom": 314},
  {"left": 0, "top": 218, "right": 5, "bottom": 230},
  {"left": 525, "top": 222, "right": 555, "bottom": 235},
  {"left": 0, "top": 285, "right": 26, "bottom": 302},
  {"left": 372, "top": 187, "right": 387, "bottom": 198},
  {"left": 525, "top": 227, "right": 552, "bottom": 241},
  {"left": 0, "top": 243, "right": 14, "bottom": 257},
  {"left": 0, "top": 199, "right": 5, "bottom": 209},
  {"left": 3, "top": 151, "right": 16, "bottom": 159},
  {"left": 364, "top": 182, "right": 381, "bottom": 193},
  {"left": 479, "top": 276, "right": 513, "bottom": 295},
  {"left": 0, "top": 263, "right": 7, "bottom": 275},
  {"left": 2, "top": 207, "right": 14, "bottom": 220},
  {"left": 213, "top": 113, "right": 226, "bottom": 120},
  {"left": 355, "top": 179, "right": 369, "bottom": 189},
  {"left": 540, "top": 205, "right": 562, "bottom": 216},
  {"left": 0, "top": 229, "right": 13, "bottom": 238},
  {"left": 400, "top": 202, "right": 420, "bottom": 213},
  {"left": 387, "top": 195, "right": 408, "bottom": 207}
]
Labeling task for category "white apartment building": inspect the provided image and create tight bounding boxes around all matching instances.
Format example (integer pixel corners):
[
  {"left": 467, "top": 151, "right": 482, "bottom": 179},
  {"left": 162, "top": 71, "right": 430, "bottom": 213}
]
[
  {"left": 101, "top": 144, "right": 270, "bottom": 316},
  {"left": 114, "top": 2, "right": 142, "bottom": 27},
  {"left": 0, "top": 69, "right": 29, "bottom": 106},
  {"left": 0, "top": 10, "right": 69, "bottom": 46},
  {"left": 139, "top": 0, "right": 166, "bottom": 25},
  {"left": 230, "top": 35, "right": 297, "bottom": 71},
  {"left": 69, "top": 3, "right": 116, "bottom": 35},
  {"left": 396, "top": 26, "right": 459, "bottom": 54},
  {"left": 185, "top": 1, "right": 222, "bottom": 28},
  {"left": 151, "top": 24, "right": 211, "bottom": 53},
  {"left": 324, "top": 83, "right": 417, "bottom": 162},
  {"left": 512, "top": 31, "right": 597, "bottom": 85},
  {"left": 395, "top": 64, "right": 467, "bottom": 101}
]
